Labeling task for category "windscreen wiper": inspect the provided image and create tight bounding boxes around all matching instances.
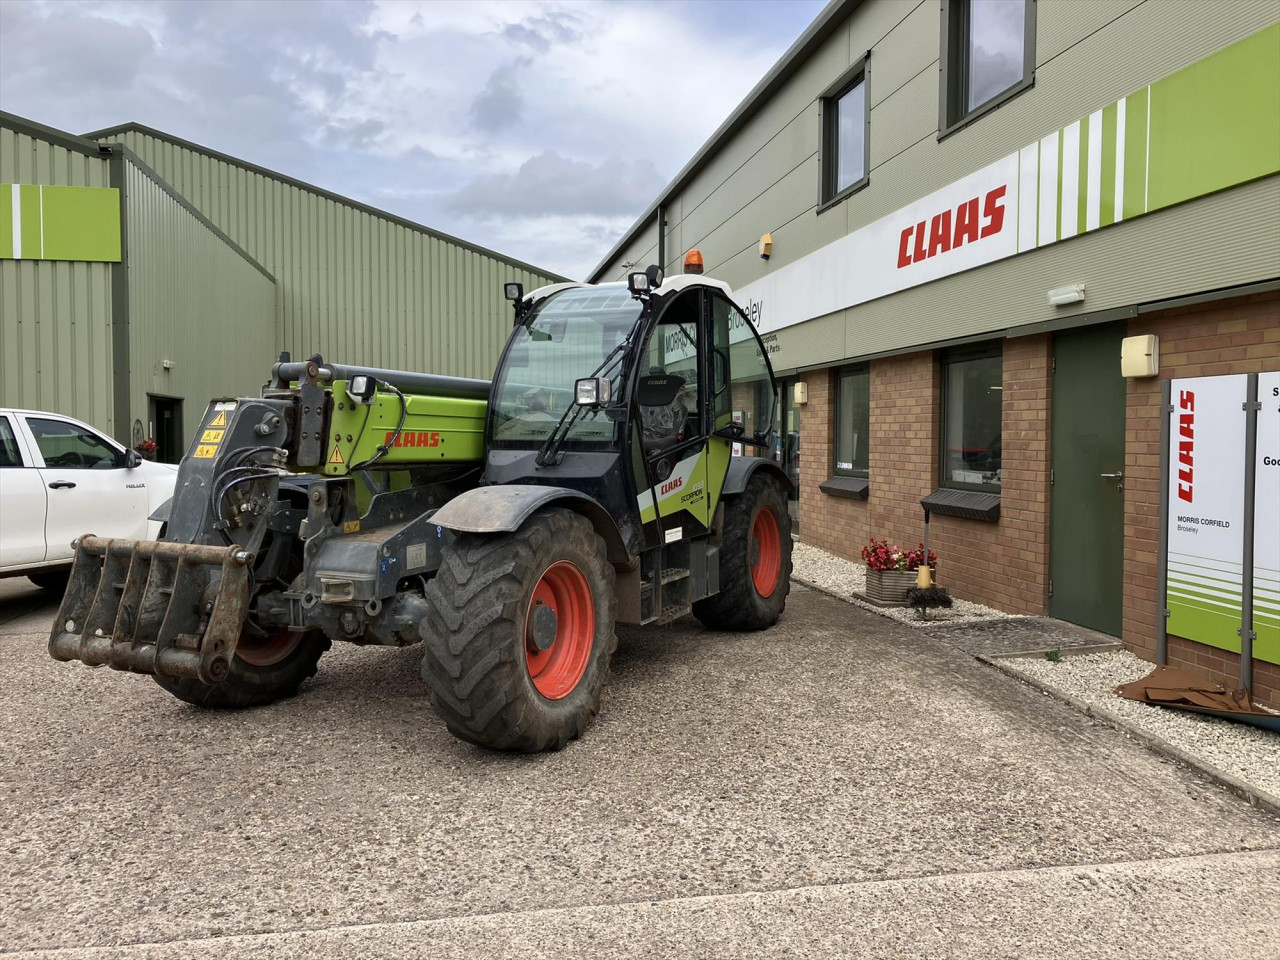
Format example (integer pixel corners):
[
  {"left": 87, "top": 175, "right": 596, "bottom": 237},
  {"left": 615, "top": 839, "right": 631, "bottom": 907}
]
[{"left": 535, "top": 329, "right": 637, "bottom": 467}]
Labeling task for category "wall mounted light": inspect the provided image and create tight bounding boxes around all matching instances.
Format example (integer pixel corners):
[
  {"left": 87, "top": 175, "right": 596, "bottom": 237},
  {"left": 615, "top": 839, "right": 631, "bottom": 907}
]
[
  {"left": 793, "top": 381, "right": 808, "bottom": 405},
  {"left": 759, "top": 233, "right": 773, "bottom": 261},
  {"left": 162, "top": 359, "right": 174, "bottom": 370},
  {"left": 1121, "top": 334, "right": 1160, "bottom": 378},
  {"left": 1047, "top": 283, "right": 1085, "bottom": 306}
]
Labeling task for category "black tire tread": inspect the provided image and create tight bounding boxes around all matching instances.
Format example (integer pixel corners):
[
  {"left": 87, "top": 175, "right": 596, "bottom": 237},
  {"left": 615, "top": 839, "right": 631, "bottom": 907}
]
[
  {"left": 421, "top": 508, "right": 617, "bottom": 752},
  {"left": 152, "top": 633, "right": 330, "bottom": 708},
  {"left": 693, "top": 473, "right": 792, "bottom": 631},
  {"left": 28, "top": 569, "right": 71, "bottom": 594}
]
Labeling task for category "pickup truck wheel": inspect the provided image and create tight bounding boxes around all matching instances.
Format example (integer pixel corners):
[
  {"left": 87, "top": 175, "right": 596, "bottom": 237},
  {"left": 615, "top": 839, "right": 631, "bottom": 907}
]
[
  {"left": 692, "top": 473, "right": 792, "bottom": 631},
  {"left": 28, "top": 570, "right": 70, "bottom": 595},
  {"left": 421, "top": 508, "right": 617, "bottom": 752}
]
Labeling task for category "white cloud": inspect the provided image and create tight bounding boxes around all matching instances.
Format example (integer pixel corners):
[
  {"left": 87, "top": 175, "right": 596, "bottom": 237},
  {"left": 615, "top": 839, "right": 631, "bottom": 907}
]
[{"left": 0, "top": 0, "right": 826, "bottom": 279}]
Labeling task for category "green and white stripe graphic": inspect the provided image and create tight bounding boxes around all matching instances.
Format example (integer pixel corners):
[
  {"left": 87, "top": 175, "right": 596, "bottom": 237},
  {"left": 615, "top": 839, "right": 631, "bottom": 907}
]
[
  {"left": 1017, "top": 22, "right": 1280, "bottom": 255},
  {"left": 0, "top": 184, "right": 121, "bottom": 262}
]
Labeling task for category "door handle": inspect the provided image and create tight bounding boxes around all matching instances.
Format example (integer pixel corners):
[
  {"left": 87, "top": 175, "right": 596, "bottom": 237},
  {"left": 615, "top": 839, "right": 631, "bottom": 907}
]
[
  {"left": 48, "top": 480, "right": 77, "bottom": 490},
  {"left": 1099, "top": 472, "right": 1123, "bottom": 479}
]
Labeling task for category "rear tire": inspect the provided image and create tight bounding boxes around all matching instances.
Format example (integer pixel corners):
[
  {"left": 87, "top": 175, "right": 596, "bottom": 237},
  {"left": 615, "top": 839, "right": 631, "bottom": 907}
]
[
  {"left": 421, "top": 508, "right": 617, "bottom": 752},
  {"left": 693, "top": 473, "right": 792, "bottom": 630}
]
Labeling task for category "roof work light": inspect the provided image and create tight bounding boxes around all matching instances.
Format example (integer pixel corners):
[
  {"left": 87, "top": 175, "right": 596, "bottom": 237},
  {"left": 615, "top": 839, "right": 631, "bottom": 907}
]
[{"left": 504, "top": 282, "right": 524, "bottom": 301}]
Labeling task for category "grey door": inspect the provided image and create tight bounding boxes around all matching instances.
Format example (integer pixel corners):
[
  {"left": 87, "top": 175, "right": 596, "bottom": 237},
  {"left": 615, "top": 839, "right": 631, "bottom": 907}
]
[{"left": 1049, "top": 323, "right": 1127, "bottom": 635}]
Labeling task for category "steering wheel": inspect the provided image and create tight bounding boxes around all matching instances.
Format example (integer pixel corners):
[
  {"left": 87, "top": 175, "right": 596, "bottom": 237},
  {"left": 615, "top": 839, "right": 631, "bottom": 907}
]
[{"left": 46, "top": 451, "right": 93, "bottom": 468}]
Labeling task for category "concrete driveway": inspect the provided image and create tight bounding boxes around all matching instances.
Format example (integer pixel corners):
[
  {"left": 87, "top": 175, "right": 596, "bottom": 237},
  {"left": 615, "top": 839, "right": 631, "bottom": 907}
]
[{"left": 1, "top": 577, "right": 1276, "bottom": 958}]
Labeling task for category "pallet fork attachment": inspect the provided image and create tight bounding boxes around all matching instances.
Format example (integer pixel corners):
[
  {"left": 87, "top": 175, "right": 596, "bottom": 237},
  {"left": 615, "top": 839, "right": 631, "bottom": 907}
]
[{"left": 49, "top": 536, "right": 254, "bottom": 684}]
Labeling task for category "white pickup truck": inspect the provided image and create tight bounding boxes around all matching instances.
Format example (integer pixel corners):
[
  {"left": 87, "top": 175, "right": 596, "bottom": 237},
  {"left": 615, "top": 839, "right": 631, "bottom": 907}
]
[{"left": 0, "top": 408, "right": 178, "bottom": 591}]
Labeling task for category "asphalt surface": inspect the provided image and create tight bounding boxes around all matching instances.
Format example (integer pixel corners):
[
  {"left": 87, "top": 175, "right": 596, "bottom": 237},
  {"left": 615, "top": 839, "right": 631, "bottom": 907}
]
[{"left": 1, "top": 576, "right": 1277, "bottom": 958}]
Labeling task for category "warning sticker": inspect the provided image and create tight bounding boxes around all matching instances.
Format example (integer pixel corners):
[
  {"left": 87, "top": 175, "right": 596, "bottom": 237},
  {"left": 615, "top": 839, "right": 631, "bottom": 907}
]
[
  {"left": 201, "top": 429, "right": 225, "bottom": 444},
  {"left": 208, "top": 410, "right": 228, "bottom": 428},
  {"left": 329, "top": 446, "right": 345, "bottom": 465},
  {"left": 194, "top": 444, "right": 218, "bottom": 459},
  {"left": 343, "top": 520, "right": 361, "bottom": 534}
]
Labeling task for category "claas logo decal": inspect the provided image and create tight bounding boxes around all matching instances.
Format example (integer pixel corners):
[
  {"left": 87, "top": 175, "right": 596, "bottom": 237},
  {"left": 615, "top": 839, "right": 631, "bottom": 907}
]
[
  {"left": 897, "top": 185, "right": 1006, "bottom": 268},
  {"left": 385, "top": 430, "right": 441, "bottom": 448}
]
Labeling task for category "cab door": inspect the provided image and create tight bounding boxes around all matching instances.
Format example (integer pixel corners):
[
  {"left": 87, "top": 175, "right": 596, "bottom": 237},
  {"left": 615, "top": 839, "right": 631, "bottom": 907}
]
[
  {"left": 19, "top": 414, "right": 149, "bottom": 563},
  {"left": 0, "top": 413, "right": 47, "bottom": 568},
  {"left": 705, "top": 291, "right": 779, "bottom": 515},
  {"left": 632, "top": 289, "right": 712, "bottom": 538}
]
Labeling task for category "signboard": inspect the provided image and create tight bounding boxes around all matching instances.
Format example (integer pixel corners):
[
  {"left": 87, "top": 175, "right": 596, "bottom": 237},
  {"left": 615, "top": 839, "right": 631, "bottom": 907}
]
[
  {"left": 1165, "top": 375, "right": 1248, "bottom": 652},
  {"left": 729, "top": 24, "right": 1280, "bottom": 345},
  {"left": 1255, "top": 372, "right": 1280, "bottom": 663}
]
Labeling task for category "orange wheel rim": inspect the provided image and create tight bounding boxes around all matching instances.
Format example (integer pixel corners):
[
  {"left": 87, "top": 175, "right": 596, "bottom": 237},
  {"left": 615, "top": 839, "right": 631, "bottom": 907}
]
[
  {"left": 235, "top": 627, "right": 302, "bottom": 667},
  {"left": 750, "top": 507, "right": 781, "bottom": 598},
  {"left": 525, "top": 561, "right": 595, "bottom": 700}
]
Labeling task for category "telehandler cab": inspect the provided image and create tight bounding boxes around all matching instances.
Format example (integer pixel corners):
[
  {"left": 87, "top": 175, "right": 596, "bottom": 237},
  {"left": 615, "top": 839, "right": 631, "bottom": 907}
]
[{"left": 50, "top": 260, "right": 793, "bottom": 750}]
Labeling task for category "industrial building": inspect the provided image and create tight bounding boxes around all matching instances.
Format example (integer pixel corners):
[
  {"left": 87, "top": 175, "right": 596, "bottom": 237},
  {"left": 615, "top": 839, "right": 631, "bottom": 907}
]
[
  {"left": 1, "top": 112, "right": 563, "bottom": 460},
  {"left": 590, "top": 0, "right": 1280, "bottom": 704}
]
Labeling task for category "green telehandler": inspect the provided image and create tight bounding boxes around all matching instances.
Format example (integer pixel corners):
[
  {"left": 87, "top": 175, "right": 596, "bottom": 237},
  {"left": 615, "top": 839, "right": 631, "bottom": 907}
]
[{"left": 50, "top": 263, "right": 792, "bottom": 750}]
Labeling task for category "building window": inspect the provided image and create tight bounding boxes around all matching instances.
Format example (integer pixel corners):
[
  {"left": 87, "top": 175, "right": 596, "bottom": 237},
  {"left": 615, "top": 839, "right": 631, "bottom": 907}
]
[
  {"left": 939, "top": 0, "right": 1036, "bottom": 137},
  {"left": 819, "top": 55, "right": 869, "bottom": 208},
  {"left": 940, "top": 343, "right": 1002, "bottom": 490},
  {"left": 834, "top": 365, "right": 869, "bottom": 477}
]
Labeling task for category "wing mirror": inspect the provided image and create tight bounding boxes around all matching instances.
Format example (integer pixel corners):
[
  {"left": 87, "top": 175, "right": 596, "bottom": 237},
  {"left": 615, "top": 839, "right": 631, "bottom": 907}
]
[{"left": 123, "top": 448, "right": 143, "bottom": 468}]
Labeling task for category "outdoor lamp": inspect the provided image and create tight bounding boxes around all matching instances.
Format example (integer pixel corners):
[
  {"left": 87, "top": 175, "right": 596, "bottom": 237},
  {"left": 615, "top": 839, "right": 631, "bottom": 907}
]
[{"left": 575, "top": 378, "right": 612, "bottom": 406}]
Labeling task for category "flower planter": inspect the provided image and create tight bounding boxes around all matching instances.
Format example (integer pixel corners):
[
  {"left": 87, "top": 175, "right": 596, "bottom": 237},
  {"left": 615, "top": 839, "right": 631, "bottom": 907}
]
[{"left": 864, "top": 568, "right": 918, "bottom": 605}]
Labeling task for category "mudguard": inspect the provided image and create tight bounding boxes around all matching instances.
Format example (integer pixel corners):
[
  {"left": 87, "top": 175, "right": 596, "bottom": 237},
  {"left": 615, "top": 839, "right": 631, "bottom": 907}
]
[
  {"left": 722, "top": 456, "right": 792, "bottom": 497},
  {"left": 431, "top": 485, "right": 629, "bottom": 564}
]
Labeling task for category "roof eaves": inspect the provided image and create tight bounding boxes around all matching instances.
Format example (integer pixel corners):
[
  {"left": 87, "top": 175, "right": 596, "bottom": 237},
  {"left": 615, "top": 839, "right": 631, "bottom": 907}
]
[
  {"left": 81, "top": 121, "right": 571, "bottom": 283},
  {"left": 585, "top": 0, "right": 862, "bottom": 282},
  {"left": 0, "top": 110, "right": 111, "bottom": 159}
]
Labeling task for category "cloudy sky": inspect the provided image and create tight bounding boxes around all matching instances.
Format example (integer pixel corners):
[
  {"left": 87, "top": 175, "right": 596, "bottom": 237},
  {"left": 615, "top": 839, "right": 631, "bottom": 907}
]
[{"left": 0, "top": 0, "right": 826, "bottom": 279}]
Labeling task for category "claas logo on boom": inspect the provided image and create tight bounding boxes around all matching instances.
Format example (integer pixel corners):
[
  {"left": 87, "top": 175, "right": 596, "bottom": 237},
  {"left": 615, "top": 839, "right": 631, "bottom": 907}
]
[{"left": 385, "top": 430, "right": 441, "bottom": 449}]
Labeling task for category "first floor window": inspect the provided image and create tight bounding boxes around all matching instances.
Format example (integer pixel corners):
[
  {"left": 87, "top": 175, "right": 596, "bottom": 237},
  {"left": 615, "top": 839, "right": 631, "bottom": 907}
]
[
  {"left": 834, "top": 365, "right": 869, "bottom": 478},
  {"left": 940, "top": 0, "right": 1035, "bottom": 135},
  {"left": 940, "top": 344, "right": 1002, "bottom": 489},
  {"left": 819, "top": 57, "right": 869, "bottom": 206}
]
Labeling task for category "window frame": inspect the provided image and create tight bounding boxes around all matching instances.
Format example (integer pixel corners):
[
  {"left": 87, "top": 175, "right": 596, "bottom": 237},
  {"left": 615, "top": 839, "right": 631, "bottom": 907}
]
[
  {"left": 817, "top": 52, "right": 871, "bottom": 213},
  {"left": 833, "top": 363, "right": 870, "bottom": 479},
  {"left": 25, "top": 414, "right": 124, "bottom": 470},
  {"left": 938, "top": 0, "right": 1037, "bottom": 141},
  {"left": 938, "top": 341, "right": 1004, "bottom": 493}
]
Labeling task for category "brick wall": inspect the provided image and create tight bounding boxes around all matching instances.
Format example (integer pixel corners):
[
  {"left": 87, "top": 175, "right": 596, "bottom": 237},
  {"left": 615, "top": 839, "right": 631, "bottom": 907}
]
[
  {"left": 793, "top": 292, "right": 1277, "bottom": 704},
  {"left": 797, "top": 370, "right": 869, "bottom": 555},
  {"left": 796, "top": 336, "right": 1051, "bottom": 614},
  {"left": 1124, "top": 290, "right": 1280, "bottom": 708}
]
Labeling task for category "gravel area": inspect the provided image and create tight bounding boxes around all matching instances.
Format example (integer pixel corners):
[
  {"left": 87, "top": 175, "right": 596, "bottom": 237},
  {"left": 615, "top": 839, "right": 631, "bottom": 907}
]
[
  {"left": 792, "top": 541, "right": 1021, "bottom": 628},
  {"left": 1005, "top": 649, "right": 1280, "bottom": 802}
]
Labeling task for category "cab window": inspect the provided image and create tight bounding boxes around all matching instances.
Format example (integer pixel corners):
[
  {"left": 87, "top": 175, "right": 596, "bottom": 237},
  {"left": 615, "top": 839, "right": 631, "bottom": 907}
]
[
  {"left": 0, "top": 416, "right": 23, "bottom": 467},
  {"left": 638, "top": 290, "right": 702, "bottom": 455},
  {"left": 27, "top": 417, "right": 120, "bottom": 469},
  {"left": 710, "top": 294, "right": 775, "bottom": 447}
]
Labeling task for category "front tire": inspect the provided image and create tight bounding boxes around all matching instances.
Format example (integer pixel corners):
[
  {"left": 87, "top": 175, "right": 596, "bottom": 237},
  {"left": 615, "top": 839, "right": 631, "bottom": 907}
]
[
  {"left": 152, "top": 630, "right": 330, "bottom": 708},
  {"left": 421, "top": 508, "right": 617, "bottom": 752},
  {"left": 693, "top": 473, "right": 792, "bottom": 630},
  {"left": 152, "top": 533, "right": 328, "bottom": 708}
]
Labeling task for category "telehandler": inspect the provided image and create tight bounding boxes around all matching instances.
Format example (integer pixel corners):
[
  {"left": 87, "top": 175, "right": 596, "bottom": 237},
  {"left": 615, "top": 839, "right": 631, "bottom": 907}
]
[{"left": 50, "top": 257, "right": 793, "bottom": 750}]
